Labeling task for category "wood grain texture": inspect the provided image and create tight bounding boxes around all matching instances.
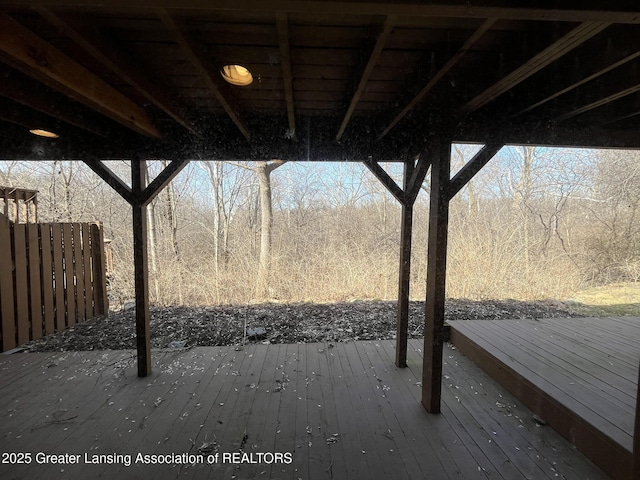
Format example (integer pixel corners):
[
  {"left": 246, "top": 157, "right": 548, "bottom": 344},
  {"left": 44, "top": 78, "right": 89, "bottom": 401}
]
[
  {"left": 450, "top": 317, "right": 639, "bottom": 480},
  {"left": 0, "top": 341, "right": 608, "bottom": 479}
]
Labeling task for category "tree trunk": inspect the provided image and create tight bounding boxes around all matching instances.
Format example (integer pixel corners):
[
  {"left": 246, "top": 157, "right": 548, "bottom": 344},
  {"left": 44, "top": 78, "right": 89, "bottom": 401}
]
[
  {"left": 144, "top": 164, "right": 160, "bottom": 304},
  {"left": 256, "top": 160, "right": 286, "bottom": 298},
  {"left": 519, "top": 146, "right": 534, "bottom": 269},
  {"left": 162, "top": 159, "right": 183, "bottom": 304}
]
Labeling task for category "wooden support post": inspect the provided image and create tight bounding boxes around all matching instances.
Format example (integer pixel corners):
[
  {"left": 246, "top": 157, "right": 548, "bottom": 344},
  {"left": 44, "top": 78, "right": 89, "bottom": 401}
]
[
  {"left": 422, "top": 138, "right": 451, "bottom": 413},
  {"left": 82, "top": 159, "right": 187, "bottom": 377},
  {"left": 634, "top": 364, "right": 640, "bottom": 479},
  {"left": 396, "top": 159, "right": 414, "bottom": 368},
  {"left": 132, "top": 160, "right": 151, "bottom": 377},
  {"left": 90, "top": 222, "right": 108, "bottom": 316}
]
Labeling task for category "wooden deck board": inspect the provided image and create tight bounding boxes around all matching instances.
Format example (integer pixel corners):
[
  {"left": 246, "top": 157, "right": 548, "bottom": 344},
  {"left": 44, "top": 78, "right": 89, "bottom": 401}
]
[
  {"left": 0, "top": 351, "right": 58, "bottom": 388},
  {"left": 0, "top": 341, "right": 609, "bottom": 480},
  {"left": 529, "top": 318, "right": 639, "bottom": 366},
  {"left": 437, "top": 340, "right": 596, "bottom": 480},
  {"left": 347, "top": 341, "right": 411, "bottom": 480},
  {"left": 329, "top": 343, "right": 375, "bottom": 480},
  {"left": 495, "top": 321, "right": 635, "bottom": 407},
  {"left": 449, "top": 317, "right": 639, "bottom": 480},
  {"left": 255, "top": 342, "right": 295, "bottom": 480}
]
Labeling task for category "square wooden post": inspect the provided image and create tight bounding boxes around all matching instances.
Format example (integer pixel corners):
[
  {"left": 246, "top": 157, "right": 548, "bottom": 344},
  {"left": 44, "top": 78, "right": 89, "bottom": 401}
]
[
  {"left": 634, "top": 364, "right": 640, "bottom": 478},
  {"left": 132, "top": 159, "right": 151, "bottom": 377},
  {"left": 396, "top": 159, "right": 414, "bottom": 368},
  {"left": 90, "top": 222, "right": 108, "bottom": 315},
  {"left": 422, "top": 138, "right": 451, "bottom": 413}
]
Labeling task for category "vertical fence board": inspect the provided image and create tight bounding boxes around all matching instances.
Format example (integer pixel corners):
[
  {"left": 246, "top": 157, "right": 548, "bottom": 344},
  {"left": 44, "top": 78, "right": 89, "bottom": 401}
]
[
  {"left": 51, "top": 225, "right": 65, "bottom": 332},
  {"left": 62, "top": 224, "right": 75, "bottom": 328},
  {"left": 13, "top": 224, "right": 30, "bottom": 345},
  {"left": 0, "top": 216, "right": 15, "bottom": 351},
  {"left": 27, "top": 223, "right": 43, "bottom": 340},
  {"left": 82, "top": 223, "right": 93, "bottom": 318},
  {"left": 91, "top": 223, "right": 108, "bottom": 315},
  {"left": 40, "top": 224, "right": 55, "bottom": 335},
  {"left": 0, "top": 219, "right": 107, "bottom": 352},
  {"left": 73, "top": 224, "right": 85, "bottom": 322}
]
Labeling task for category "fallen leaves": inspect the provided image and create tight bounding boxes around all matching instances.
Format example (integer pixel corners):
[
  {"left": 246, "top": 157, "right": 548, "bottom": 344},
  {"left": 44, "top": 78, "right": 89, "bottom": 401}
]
[{"left": 25, "top": 299, "right": 581, "bottom": 352}]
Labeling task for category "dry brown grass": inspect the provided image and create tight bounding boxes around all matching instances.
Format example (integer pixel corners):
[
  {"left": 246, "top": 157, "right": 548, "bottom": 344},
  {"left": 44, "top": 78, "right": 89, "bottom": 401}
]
[{"left": 566, "top": 282, "right": 640, "bottom": 316}]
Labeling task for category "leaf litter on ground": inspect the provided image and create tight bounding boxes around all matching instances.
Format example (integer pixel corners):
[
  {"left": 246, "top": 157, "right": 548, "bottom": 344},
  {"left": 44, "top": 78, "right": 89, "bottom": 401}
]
[{"left": 25, "top": 299, "right": 582, "bottom": 352}]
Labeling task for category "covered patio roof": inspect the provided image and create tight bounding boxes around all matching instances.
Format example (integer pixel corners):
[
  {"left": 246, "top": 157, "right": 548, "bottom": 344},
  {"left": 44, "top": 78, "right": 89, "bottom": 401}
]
[
  {"left": 1, "top": 1, "right": 640, "bottom": 478},
  {"left": 1, "top": 1, "right": 640, "bottom": 161}
]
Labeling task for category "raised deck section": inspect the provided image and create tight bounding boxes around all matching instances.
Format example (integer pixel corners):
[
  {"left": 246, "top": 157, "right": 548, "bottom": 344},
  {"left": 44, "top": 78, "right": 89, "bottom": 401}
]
[{"left": 449, "top": 317, "right": 640, "bottom": 480}]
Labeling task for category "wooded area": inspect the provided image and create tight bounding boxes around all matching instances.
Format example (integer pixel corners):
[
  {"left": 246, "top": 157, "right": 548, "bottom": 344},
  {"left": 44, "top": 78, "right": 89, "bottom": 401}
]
[{"left": 1, "top": 148, "right": 638, "bottom": 307}]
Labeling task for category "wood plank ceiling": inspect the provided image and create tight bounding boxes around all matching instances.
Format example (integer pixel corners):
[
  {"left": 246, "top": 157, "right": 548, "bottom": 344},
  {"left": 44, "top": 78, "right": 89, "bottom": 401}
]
[{"left": 1, "top": 1, "right": 640, "bottom": 161}]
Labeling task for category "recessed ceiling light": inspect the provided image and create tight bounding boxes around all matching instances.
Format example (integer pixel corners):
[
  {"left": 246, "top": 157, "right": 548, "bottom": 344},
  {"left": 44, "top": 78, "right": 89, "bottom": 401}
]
[
  {"left": 29, "top": 129, "right": 59, "bottom": 138},
  {"left": 220, "top": 64, "right": 253, "bottom": 86}
]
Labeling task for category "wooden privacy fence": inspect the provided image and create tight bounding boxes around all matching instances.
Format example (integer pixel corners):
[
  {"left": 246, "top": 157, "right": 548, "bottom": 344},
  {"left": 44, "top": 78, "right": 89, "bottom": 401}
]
[{"left": 0, "top": 215, "right": 108, "bottom": 352}]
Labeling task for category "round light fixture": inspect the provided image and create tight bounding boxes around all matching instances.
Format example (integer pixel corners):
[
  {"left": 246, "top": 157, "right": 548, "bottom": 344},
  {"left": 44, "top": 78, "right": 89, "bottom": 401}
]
[
  {"left": 220, "top": 64, "right": 253, "bottom": 86},
  {"left": 29, "top": 129, "right": 59, "bottom": 138}
]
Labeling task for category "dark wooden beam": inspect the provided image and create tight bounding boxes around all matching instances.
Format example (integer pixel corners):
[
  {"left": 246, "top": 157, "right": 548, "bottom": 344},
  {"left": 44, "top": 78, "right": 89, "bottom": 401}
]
[
  {"left": 157, "top": 9, "right": 251, "bottom": 140},
  {"left": 35, "top": 7, "right": 201, "bottom": 137},
  {"left": 0, "top": 12, "right": 161, "bottom": 138},
  {"left": 131, "top": 159, "right": 152, "bottom": 377},
  {"left": 337, "top": 15, "right": 395, "bottom": 141},
  {"left": 0, "top": 67, "right": 114, "bottom": 137},
  {"left": 456, "top": 117, "right": 640, "bottom": 149},
  {"left": 396, "top": 159, "right": 414, "bottom": 368},
  {"left": 422, "top": 137, "right": 451, "bottom": 413},
  {"left": 461, "top": 21, "right": 611, "bottom": 114},
  {"left": 3, "top": 2, "right": 640, "bottom": 24},
  {"left": 82, "top": 159, "right": 133, "bottom": 204},
  {"left": 598, "top": 92, "right": 640, "bottom": 126},
  {"left": 140, "top": 159, "right": 189, "bottom": 207},
  {"left": 447, "top": 143, "right": 503, "bottom": 200},
  {"left": 406, "top": 153, "right": 432, "bottom": 204},
  {"left": 276, "top": 12, "right": 295, "bottom": 137},
  {"left": 514, "top": 30, "right": 640, "bottom": 116},
  {"left": 379, "top": 18, "right": 494, "bottom": 140},
  {"left": 555, "top": 83, "right": 640, "bottom": 122},
  {"left": 363, "top": 159, "right": 405, "bottom": 204},
  {"left": 0, "top": 96, "right": 62, "bottom": 132}
]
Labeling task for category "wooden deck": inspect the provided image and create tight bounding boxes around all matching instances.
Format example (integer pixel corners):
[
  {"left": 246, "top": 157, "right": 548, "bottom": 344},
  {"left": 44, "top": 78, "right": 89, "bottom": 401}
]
[
  {"left": 449, "top": 317, "right": 640, "bottom": 480},
  {"left": 0, "top": 340, "right": 608, "bottom": 480}
]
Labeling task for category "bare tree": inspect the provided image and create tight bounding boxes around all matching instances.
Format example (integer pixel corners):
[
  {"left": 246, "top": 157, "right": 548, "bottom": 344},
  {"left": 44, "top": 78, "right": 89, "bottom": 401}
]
[{"left": 255, "top": 160, "right": 287, "bottom": 296}]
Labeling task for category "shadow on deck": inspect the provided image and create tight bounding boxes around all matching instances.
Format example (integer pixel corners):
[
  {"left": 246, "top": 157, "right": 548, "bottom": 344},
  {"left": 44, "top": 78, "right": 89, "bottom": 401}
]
[
  {"left": 1, "top": 339, "right": 608, "bottom": 479},
  {"left": 449, "top": 317, "right": 640, "bottom": 480}
]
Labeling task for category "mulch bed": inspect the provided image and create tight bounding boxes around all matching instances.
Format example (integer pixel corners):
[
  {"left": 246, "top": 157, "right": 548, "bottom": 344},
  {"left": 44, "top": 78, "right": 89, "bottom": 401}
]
[{"left": 24, "top": 299, "right": 582, "bottom": 352}]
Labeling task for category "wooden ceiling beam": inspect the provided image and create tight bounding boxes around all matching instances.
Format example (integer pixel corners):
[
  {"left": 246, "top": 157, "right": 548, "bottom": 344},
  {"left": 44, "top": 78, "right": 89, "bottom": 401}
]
[
  {"left": 378, "top": 18, "right": 494, "bottom": 140},
  {"left": 598, "top": 93, "right": 640, "bottom": 126},
  {"left": 516, "top": 52, "right": 640, "bottom": 117},
  {"left": 461, "top": 21, "right": 611, "bottom": 115},
  {"left": 276, "top": 12, "right": 295, "bottom": 138},
  {"left": 0, "top": 67, "right": 113, "bottom": 137},
  {"left": 337, "top": 15, "right": 395, "bottom": 141},
  {"left": 1, "top": 2, "right": 640, "bottom": 24},
  {"left": 35, "top": 6, "right": 201, "bottom": 137},
  {"left": 514, "top": 28, "right": 640, "bottom": 116},
  {"left": 555, "top": 83, "right": 640, "bottom": 122},
  {"left": 0, "top": 12, "right": 161, "bottom": 138},
  {"left": 157, "top": 9, "right": 250, "bottom": 140},
  {"left": 0, "top": 97, "right": 60, "bottom": 131}
]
